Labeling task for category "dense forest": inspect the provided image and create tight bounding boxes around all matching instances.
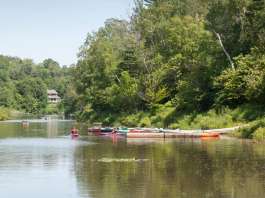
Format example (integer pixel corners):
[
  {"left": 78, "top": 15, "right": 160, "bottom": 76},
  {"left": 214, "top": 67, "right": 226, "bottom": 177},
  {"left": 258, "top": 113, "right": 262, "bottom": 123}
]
[
  {"left": 71, "top": 0, "right": 265, "bottom": 139},
  {"left": 0, "top": 55, "right": 73, "bottom": 119},
  {"left": 1, "top": 0, "right": 265, "bottom": 139}
]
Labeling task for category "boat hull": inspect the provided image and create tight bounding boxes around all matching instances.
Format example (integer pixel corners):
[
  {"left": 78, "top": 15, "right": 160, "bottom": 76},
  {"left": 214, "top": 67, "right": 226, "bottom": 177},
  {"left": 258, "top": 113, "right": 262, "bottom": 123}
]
[{"left": 127, "top": 132, "right": 220, "bottom": 138}]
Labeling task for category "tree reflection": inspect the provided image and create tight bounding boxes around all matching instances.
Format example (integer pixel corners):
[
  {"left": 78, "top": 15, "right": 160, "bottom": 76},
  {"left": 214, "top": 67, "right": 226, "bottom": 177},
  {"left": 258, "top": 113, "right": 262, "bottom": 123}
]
[{"left": 73, "top": 139, "right": 265, "bottom": 198}]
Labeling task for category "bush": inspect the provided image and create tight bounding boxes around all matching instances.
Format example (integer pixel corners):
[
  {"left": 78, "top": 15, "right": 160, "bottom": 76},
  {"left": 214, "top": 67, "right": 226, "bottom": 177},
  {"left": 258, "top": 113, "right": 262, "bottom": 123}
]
[
  {"left": 120, "top": 114, "right": 140, "bottom": 127},
  {"left": 233, "top": 119, "right": 265, "bottom": 139},
  {"left": 140, "top": 117, "right": 151, "bottom": 127},
  {"left": 168, "top": 123, "right": 180, "bottom": 129},
  {"left": 253, "top": 127, "right": 265, "bottom": 141},
  {"left": 190, "top": 110, "right": 234, "bottom": 129},
  {"left": 0, "top": 107, "right": 10, "bottom": 121}
]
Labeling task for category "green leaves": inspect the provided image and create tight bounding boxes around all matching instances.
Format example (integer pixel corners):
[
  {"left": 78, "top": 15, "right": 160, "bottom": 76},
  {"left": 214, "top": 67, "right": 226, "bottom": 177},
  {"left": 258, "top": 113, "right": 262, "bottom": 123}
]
[
  {"left": 71, "top": 0, "right": 265, "bottom": 122},
  {"left": 214, "top": 49, "right": 265, "bottom": 106},
  {"left": 0, "top": 55, "right": 72, "bottom": 114}
]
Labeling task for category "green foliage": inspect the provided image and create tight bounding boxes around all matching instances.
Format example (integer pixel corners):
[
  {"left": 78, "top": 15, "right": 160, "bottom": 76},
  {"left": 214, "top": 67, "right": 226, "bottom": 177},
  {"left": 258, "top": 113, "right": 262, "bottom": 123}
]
[
  {"left": 0, "top": 0, "right": 259, "bottom": 140},
  {"left": 0, "top": 55, "right": 73, "bottom": 114},
  {"left": 139, "top": 116, "right": 152, "bottom": 127},
  {"left": 253, "top": 127, "right": 265, "bottom": 141},
  {"left": 234, "top": 119, "right": 265, "bottom": 139},
  {"left": 16, "top": 78, "right": 47, "bottom": 113},
  {"left": 120, "top": 114, "right": 141, "bottom": 127},
  {"left": 215, "top": 49, "right": 265, "bottom": 106},
  {"left": 109, "top": 71, "right": 140, "bottom": 112},
  {"left": 66, "top": 1, "right": 265, "bottom": 136},
  {"left": 168, "top": 109, "right": 235, "bottom": 130},
  {"left": 0, "top": 106, "right": 11, "bottom": 121}
]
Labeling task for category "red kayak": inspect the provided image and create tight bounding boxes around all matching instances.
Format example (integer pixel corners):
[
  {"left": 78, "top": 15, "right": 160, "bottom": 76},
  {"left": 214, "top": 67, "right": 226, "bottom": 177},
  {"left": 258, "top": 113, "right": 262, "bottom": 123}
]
[
  {"left": 71, "top": 127, "right": 79, "bottom": 138},
  {"left": 71, "top": 133, "right": 80, "bottom": 139}
]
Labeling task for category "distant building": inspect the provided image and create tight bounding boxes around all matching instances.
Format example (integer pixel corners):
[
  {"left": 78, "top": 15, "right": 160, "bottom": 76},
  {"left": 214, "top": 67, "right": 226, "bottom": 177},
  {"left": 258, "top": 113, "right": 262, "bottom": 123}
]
[{"left": 47, "top": 89, "right": 61, "bottom": 103}]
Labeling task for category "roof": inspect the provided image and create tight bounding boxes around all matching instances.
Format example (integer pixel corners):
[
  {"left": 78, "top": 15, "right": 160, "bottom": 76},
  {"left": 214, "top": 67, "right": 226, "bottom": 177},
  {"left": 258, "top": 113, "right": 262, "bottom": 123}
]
[
  {"left": 48, "top": 95, "right": 61, "bottom": 99},
  {"left": 47, "top": 89, "right": 58, "bottom": 95}
]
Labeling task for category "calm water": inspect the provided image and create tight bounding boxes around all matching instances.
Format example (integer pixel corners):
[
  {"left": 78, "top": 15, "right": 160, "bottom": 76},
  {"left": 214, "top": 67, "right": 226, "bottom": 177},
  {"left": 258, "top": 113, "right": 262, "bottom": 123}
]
[{"left": 0, "top": 120, "right": 264, "bottom": 198}]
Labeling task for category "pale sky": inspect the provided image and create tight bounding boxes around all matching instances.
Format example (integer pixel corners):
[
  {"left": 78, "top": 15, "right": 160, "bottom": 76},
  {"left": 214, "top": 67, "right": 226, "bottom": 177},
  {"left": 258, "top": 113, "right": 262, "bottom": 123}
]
[{"left": 0, "top": 0, "right": 134, "bottom": 66}]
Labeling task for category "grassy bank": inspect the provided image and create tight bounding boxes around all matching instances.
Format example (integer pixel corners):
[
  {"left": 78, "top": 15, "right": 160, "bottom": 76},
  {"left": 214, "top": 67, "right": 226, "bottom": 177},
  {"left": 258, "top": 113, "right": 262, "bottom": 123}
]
[
  {"left": 83, "top": 103, "right": 265, "bottom": 141},
  {"left": 0, "top": 107, "right": 35, "bottom": 121},
  {"left": 0, "top": 107, "right": 14, "bottom": 121}
]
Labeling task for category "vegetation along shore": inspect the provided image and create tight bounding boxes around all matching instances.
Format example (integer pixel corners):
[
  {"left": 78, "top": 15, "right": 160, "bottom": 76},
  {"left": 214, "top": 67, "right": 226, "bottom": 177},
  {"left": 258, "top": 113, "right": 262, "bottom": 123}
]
[{"left": 1, "top": 0, "right": 265, "bottom": 141}]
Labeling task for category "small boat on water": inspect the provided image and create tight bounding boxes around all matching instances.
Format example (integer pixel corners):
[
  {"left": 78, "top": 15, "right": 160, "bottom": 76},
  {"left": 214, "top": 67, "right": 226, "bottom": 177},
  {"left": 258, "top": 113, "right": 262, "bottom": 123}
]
[
  {"left": 126, "top": 132, "right": 220, "bottom": 139},
  {"left": 116, "top": 127, "right": 161, "bottom": 133},
  {"left": 70, "top": 127, "right": 80, "bottom": 138},
  {"left": 71, "top": 133, "right": 80, "bottom": 138},
  {"left": 88, "top": 127, "right": 113, "bottom": 133},
  {"left": 88, "top": 127, "right": 101, "bottom": 133},
  {"left": 21, "top": 120, "right": 30, "bottom": 127},
  {"left": 88, "top": 126, "right": 223, "bottom": 139},
  {"left": 88, "top": 127, "right": 122, "bottom": 137}
]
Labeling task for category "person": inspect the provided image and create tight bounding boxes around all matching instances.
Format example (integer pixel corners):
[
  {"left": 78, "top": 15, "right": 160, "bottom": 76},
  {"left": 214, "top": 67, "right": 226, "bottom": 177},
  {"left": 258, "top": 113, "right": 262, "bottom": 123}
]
[{"left": 71, "top": 127, "right": 78, "bottom": 135}]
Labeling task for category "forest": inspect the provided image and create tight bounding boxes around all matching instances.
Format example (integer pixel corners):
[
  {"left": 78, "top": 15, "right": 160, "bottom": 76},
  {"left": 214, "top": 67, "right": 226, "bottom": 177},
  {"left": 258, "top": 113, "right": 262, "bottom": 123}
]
[
  {"left": 1, "top": 0, "right": 265, "bottom": 139},
  {"left": 0, "top": 55, "right": 73, "bottom": 119},
  {"left": 72, "top": 0, "right": 265, "bottom": 140}
]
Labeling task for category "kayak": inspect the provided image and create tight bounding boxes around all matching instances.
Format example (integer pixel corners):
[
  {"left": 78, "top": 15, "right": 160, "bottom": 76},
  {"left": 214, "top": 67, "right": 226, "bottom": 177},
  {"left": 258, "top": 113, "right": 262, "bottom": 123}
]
[
  {"left": 71, "top": 133, "right": 79, "bottom": 138},
  {"left": 129, "top": 129, "right": 158, "bottom": 133},
  {"left": 127, "top": 132, "right": 165, "bottom": 138},
  {"left": 88, "top": 127, "right": 114, "bottom": 133},
  {"left": 88, "top": 127, "right": 101, "bottom": 133},
  {"left": 100, "top": 127, "right": 114, "bottom": 133},
  {"left": 200, "top": 132, "right": 219, "bottom": 138},
  {"left": 127, "top": 132, "right": 220, "bottom": 138}
]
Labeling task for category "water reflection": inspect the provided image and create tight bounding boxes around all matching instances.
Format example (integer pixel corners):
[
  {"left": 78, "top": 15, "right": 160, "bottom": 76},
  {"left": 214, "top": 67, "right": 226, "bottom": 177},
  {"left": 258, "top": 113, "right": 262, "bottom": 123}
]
[
  {"left": 73, "top": 138, "right": 265, "bottom": 198},
  {"left": 0, "top": 121, "right": 264, "bottom": 198},
  {"left": 0, "top": 119, "right": 74, "bottom": 138},
  {"left": 47, "top": 120, "right": 58, "bottom": 138}
]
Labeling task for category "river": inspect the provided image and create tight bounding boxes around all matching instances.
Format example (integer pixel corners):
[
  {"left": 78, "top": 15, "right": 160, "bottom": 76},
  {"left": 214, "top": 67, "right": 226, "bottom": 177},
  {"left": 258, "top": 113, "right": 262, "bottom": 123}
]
[{"left": 0, "top": 120, "right": 264, "bottom": 198}]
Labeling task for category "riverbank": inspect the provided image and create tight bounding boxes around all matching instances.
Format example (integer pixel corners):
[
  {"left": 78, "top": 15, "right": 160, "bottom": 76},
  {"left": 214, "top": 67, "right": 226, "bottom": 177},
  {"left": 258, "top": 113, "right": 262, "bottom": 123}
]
[
  {"left": 0, "top": 107, "right": 41, "bottom": 121},
  {"left": 83, "top": 103, "right": 265, "bottom": 141},
  {"left": 0, "top": 107, "right": 13, "bottom": 121}
]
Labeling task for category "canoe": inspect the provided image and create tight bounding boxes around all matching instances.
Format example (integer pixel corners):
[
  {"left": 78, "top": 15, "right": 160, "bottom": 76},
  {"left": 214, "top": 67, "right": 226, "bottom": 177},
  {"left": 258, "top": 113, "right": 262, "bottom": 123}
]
[
  {"left": 116, "top": 127, "right": 134, "bottom": 133},
  {"left": 88, "top": 127, "right": 101, "bottom": 133},
  {"left": 92, "top": 131, "right": 126, "bottom": 139},
  {"left": 88, "top": 127, "right": 114, "bottom": 133},
  {"left": 100, "top": 128, "right": 114, "bottom": 133},
  {"left": 127, "top": 132, "right": 165, "bottom": 138},
  {"left": 129, "top": 128, "right": 160, "bottom": 133},
  {"left": 127, "top": 132, "right": 220, "bottom": 138}
]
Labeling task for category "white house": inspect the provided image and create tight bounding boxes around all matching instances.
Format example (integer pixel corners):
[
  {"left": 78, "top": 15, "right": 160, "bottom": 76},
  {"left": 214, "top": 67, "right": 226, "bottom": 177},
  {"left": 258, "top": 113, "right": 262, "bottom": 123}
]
[{"left": 47, "top": 89, "right": 61, "bottom": 103}]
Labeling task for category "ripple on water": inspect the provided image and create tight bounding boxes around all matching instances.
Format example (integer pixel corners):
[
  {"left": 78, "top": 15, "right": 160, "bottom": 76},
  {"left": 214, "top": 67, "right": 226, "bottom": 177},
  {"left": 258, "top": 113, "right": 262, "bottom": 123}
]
[{"left": 0, "top": 138, "right": 94, "bottom": 148}]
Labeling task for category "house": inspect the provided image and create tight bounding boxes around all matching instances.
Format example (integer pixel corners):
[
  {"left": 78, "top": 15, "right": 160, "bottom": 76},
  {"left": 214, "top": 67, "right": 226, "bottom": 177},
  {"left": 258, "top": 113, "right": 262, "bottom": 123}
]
[{"left": 47, "top": 89, "right": 61, "bottom": 103}]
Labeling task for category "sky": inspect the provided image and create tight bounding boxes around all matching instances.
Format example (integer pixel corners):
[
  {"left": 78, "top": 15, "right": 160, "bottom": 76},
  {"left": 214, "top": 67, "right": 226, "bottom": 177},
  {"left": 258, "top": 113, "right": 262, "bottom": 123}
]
[{"left": 0, "top": 0, "right": 134, "bottom": 66}]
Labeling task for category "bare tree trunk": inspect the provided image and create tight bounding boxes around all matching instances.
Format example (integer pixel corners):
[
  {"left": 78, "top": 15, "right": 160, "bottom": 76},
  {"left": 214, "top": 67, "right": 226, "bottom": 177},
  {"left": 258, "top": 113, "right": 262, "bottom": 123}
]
[
  {"left": 214, "top": 31, "right": 235, "bottom": 71},
  {"left": 115, "top": 74, "right": 121, "bottom": 84}
]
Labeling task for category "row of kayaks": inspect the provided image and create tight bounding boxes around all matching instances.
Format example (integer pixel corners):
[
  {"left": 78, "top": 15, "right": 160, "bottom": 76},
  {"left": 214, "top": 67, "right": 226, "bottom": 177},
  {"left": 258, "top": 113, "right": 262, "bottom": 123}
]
[{"left": 88, "top": 127, "right": 220, "bottom": 138}]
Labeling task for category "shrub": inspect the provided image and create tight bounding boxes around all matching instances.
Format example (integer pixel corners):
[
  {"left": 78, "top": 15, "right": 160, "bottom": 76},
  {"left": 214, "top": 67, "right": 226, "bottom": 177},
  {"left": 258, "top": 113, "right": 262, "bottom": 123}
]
[
  {"left": 253, "top": 127, "right": 265, "bottom": 141},
  {"left": 190, "top": 110, "right": 234, "bottom": 129},
  {"left": 0, "top": 107, "right": 10, "bottom": 121},
  {"left": 234, "top": 119, "right": 265, "bottom": 139},
  {"left": 140, "top": 117, "right": 151, "bottom": 127},
  {"left": 168, "top": 123, "right": 179, "bottom": 129},
  {"left": 120, "top": 114, "right": 140, "bottom": 127}
]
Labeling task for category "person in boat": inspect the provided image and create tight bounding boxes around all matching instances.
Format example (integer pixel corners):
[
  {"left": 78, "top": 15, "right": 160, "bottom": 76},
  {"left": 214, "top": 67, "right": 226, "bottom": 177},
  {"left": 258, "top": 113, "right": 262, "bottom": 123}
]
[
  {"left": 112, "top": 128, "right": 117, "bottom": 134},
  {"left": 71, "top": 127, "right": 79, "bottom": 135}
]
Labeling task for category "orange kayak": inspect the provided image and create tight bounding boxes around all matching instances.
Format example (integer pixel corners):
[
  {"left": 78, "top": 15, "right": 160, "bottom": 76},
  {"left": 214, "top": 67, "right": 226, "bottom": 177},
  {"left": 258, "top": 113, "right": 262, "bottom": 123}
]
[{"left": 200, "top": 132, "right": 219, "bottom": 138}]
